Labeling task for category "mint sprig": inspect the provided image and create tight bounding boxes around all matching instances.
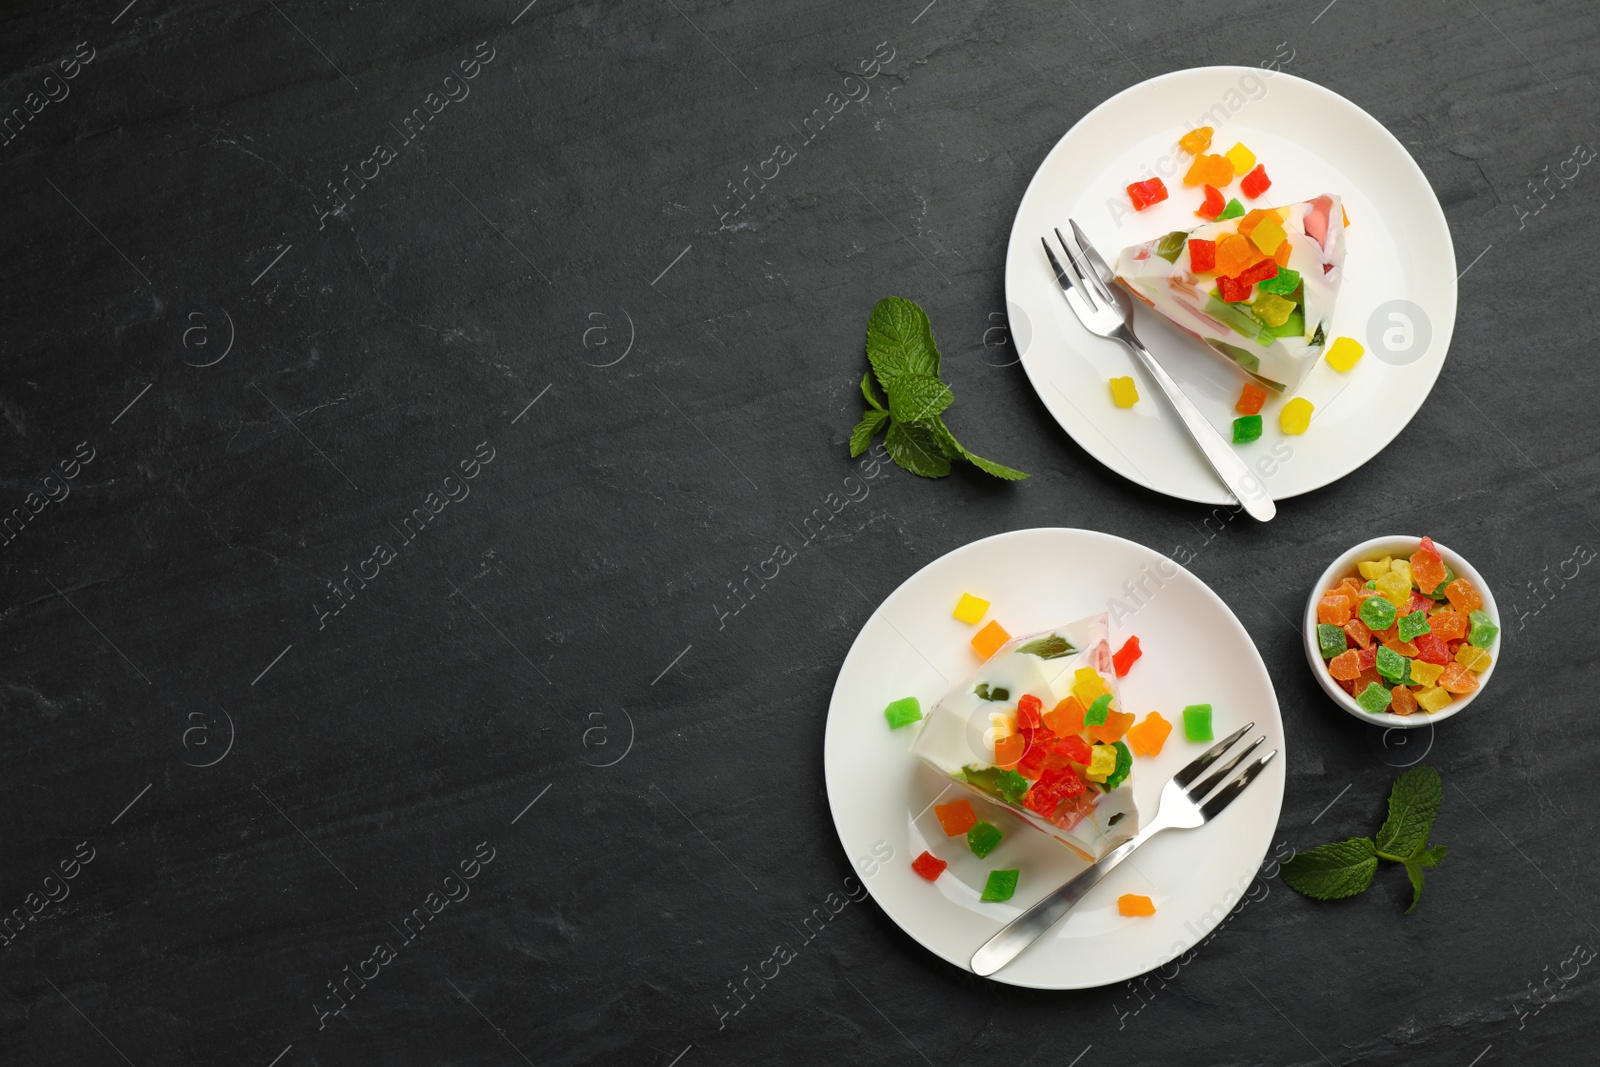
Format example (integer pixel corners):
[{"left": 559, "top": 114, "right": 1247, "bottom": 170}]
[
  {"left": 1280, "top": 766, "right": 1447, "bottom": 914},
  {"left": 850, "top": 296, "right": 1029, "bottom": 480}
]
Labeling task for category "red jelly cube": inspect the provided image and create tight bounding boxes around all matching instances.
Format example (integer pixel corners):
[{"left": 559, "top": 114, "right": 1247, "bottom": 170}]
[
  {"left": 1413, "top": 632, "right": 1449, "bottom": 665},
  {"left": 1236, "top": 258, "right": 1279, "bottom": 285},
  {"left": 1217, "top": 275, "right": 1252, "bottom": 303},
  {"left": 1240, "top": 164, "right": 1271, "bottom": 199},
  {"left": 1023, "top": 765, "right": 1085, "bottom": 817},
  {"left": 911, "top": 850, "right": 947, "bottom": 881},
  {"left": 1196, "top": 184, "right": 1225, "bottom": 220},
  {"left": 1236, "top": 382, "right": 1267, "bottom": 415},
  {"left": 1127, "top": 178, "right": 1169, "bottom": 211},
  {"left": 1112, "top": 636, "right": 1142, "bottom": 677},
  {"left": 1054, "top": 735, "right": 1092, "bottom": 766},
  {"left": 934, "top": 799, "right": 978, "bottom": 837},
  {"left": 1356, "top": 646, "right": 1377, "bottom": 671},
  {"left": 1016, "top": 693, "right": 1044, "bottom": 730},
  {"left": 1188, "top": 237, "right": 1217, "bottom": 272}
]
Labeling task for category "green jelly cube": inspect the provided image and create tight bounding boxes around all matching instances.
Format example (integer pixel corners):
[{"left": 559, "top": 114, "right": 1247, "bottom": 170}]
[
  {"left": 1257, "top": 267, "right": 1302, "bottom": 296},
  {"left": 961, "top": 764, "right": 1002, "bottom": 797},
  {"left": 967, "top": 820, "right": 1003, "bottom": 859},
  {"left": 1356, "top": 682, "right": 1392, "bottom": 715},
  {"left": 1206, "top": 294, "right": 1269, "bottom": 341},
  {"left": 1102, "top": 741, "right": 1133, "bottom": 791},
  {"left": 1182, "top": 704, "right": 1214, "bottom": 742},
  {"left": 1155, "top": 231, "right": 1189, "bottom": 263},
  {"left": 884, "top": 696, "right": 922, "bottom": 729},
  {"left": 1358, "top": 595, "right": 1397, "bottom": 631},
  {"left": 1218, "top": 198, "right": 1246, "bottom": 220},
  {"left": 996, "top": 769, "right": 1031, "bottom": 804},
  {"left": 1397, "top": 610, "right": 1432, "bottom": 642},
  {"left": 981, "top": 868, "right": 1019, "bottom": 902},
  {"left": 1375, "top": 644, "right": 1412, "bottom": 684},
  {"left": 1429, "top": 565, "right": 1458, "bottom": 600},
  {"left": 1468, "top": 609, "right": 1500, "bottom": 648},
  {"left": 1233, "top": 415, "right": 1263, "bottom": 443},
  {"left": 1317, "top": 623, "right": 1348, "bottom": 659},
  {"left": 1365, "top": 579, "right": 1378, "bottom": 590},
  {"left": 1084, "top": 693, "right": 1112, "bottom": 726}
]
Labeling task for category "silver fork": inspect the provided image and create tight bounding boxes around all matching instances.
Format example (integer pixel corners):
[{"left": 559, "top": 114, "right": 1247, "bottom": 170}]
[
  {"left": 1042, "top": 220, "right": 1276, "bottom": 522},
  {"left": 969, "top": 722, "right": 1276, "bottom": 976}
]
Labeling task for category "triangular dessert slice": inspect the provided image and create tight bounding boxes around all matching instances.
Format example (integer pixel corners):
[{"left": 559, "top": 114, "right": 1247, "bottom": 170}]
[
  {"left": 909, "top": 614, "right": 1137, "bottom": 863},
  {"left": 1114, "top": 195, "right": 1346, "bottom": 392}
]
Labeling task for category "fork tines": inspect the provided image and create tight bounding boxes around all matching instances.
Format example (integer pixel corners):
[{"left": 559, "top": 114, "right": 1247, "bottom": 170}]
[{"left": 1173, "top": 722, "right": 1276, "bottom": 817}]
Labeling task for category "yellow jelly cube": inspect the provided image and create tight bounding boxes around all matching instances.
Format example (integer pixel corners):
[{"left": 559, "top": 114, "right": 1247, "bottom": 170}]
[
  {"left": 952, "top": 592, "right": 990, "bottom": 625},
  {"left": 1072, "top": 667, "right": 1107, "bottom": 707},
  {"left": 1375, "top": 571, "right": 1412, "bottom": 608},
  {"left": 1358, "top": 556, "right": 1392, "bottom": 580},
  {"left": 1389, "top": 558, "right": 1413, "bottom": 587},
  {"left": 1415, "top": 686, "right": 1454, "bottom": 714},
  {"left": 1110, "top": 376, "right": 1139, "bottom": 408},
  {"left": 1225, "top": 142, "right": 1256, "bottom": 176},
  {"left": 1085, "top": 744, "right": 1118, "bottom": 781},
  {"left": 1456, "top": 644, "right": 1493, "bottom": 672},
  {"left": 1252, "top": 292, "right": 1295, "bottom": 328},
  {"left": 1325, "top": 336, "right": 1364, "bottom": 372},
  {"left": 1279, "top": 397, "right": 1314, "bottom": 435},
  {"left": 1249, "top": 218, "right": 1287, "bottom": 257},
  {"left": 972, "top": 619, "right": 1010, "bottom": 660},
  {"left": 1408, "top": 660, "right": 1445, "bottom": 687}
]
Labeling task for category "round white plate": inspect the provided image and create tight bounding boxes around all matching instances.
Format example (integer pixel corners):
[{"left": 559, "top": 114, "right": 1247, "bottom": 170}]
[
  {"left": 823, "top": 528, "right": 1286, "bottom": 989},
  {"left": 1004, "top": 66, "right": 1457, "bottom": 504}
]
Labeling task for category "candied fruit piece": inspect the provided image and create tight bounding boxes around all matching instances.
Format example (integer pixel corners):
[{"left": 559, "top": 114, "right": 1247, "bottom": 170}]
[
  {"left": 1317, "top": 623, "right": 1348, "bottom": 659},
  {"left": 1043, "top": 696, "right": 1086, "bottom": 736},
  {"left": 981, "top": 868, "right": 1019, "bottom": 902},
  {"left": 1182, "top": 704, "right": 1213, "bottom": 742},
  {"left": 1390, "top": 558, "right": 1414, "bottom": 586},
  {"left": 1445, "top": 578, "right": 1484, "bottom": 614},
  {"left": 953, "top": 592, "right": 990, "bottom": 625},
  {"left": 1240, "top": 163, "right": 1271, "bottom": 198},
  {"left": 1375, "top": 571, "right": 1413, "bottom": 608},
  {"left": 935, "top": 800, "right": 978, "bottom": 837},
  {"left": 993, "top": 733, "right": 1024, "bottom": 768},
  {"left": 1119, "top": 893, "right": 1157, "bottom": 917},
  {"left": 1125, "top": 711, "right": 1172, "bottom": 757},
  {"left": 1356, "top": 682, "right": 1392, "bottom": 715},
  {"left": 1325, "top": 336, "right": 1364, "bottom": 372},
  {"left": 1468, "top": 609, "right": 1499, "bottom": 648},
  {"left": 1016, "top": 693, "right": 1044, "bottom": 730},
  {"left": 1358, "top": 556, "right": 1393, "bottom": 580},
  {"left": 1358, "top": 595, "right": 1397, "bottom": 632},
  {"left": 1328, "top": 649, "right": 1362, "bottom": 680},
  {"left": 972, "top": 620, "right": 1010, "bottom": 660},
  {"left": 1415, "top": 686, "right": 1454, "bottom": 714},
  {"left": 1196, "top": 186, "right": 1225, "bottom": 222},
  {"left": 1023, "top": 765, "right": 1085, "bottom": 816},
  {"left": 1376, "top": 644, "right": 1412, "bottom": 684},
  {"left": 1184, "top": 153, "right": 1234, "bottom": 187},
  {"left": 1252, "top": 292, "right": 1295, "bottom": 327},
  {"left": 1408, "top": 660, "right": 1444, "bottom": 687},
  {"left": 884, "top": 697, "right": 922, "bottom": 729},
  {"left": 911, "top": 851, "right": 947, "bottom": 881},
  {"left": 1216, "top": 275, "right": 1253, "bottom": 303},
  {"left": 1412, "top": 632, "right": 1449, "bottom": 665},
  {"left": 1178, "top": 126, "right": 1214, "bottom": 154},
  {"left": 1344, "top": 617, "right": 1373, "bottom": 649},
  {"left": 1084, "top": 744, "right": 1118, "bottom": 781},
  {"left": 1428, "top": 610, "right": 1467, "bottom": 641},
  {"left": 1218, "top": 197, "right": 1245, "bottom": 220},
  {"left": 1112, "top": 636, "right": 1143, "bottom": 677},
  {"left": 996, "top": 769, "right": 1031, "bottom": 804},
  {"left": 1249, "top": 218, "right": 1287, "bottom": 257},
  {"left": 1318, "top": 594, "right": 1353, "bottom": 626},
  {"left": 1279, "top": 396, "right": 1313, "bottom": 435},
  {"left": 1072, "top": 667, "right": 1108, "bottom": 707},
  {"left": 1236, "top": 258, "right": 1280, "bottom": 286},
  {"left": 1110, "top": 376, "right": 1140, "bottom": 408},
  {"left": 1127, "top": 178, "right": 1169, "bottom": 211},
  {"left": 1083, "top": 694, "right": 1113, "bottom": 726},
  {"left": 1216, "top": 233, "right": 1255, "bottom": 276},
  {"left": 1410, "top": 537, "right": 1447, "bottom": 594},
  {"left": 1050, "top": 735, "right": 1092, "bottom": 767},
  {"left": 1224, "top": 142, "right": 1257, "bottom": 176},
  {"left": 1233, "top": 415, "right": 1263, "bottom": 443},
  {"left": 967, "top": 820, "right": 1003, "bottom": 858},
  {"left": 1397, "top": 610, "right": 1431, "bottom": 642},
  {"left": 1438, "top": 662, "right": 1480, "bottom": 695},
  {"left": 1236, "top": 382, "right": 1267, "bottom": 415},
  {"left": 1090, "top": 709, "right": 1136, "bottom": 746}
]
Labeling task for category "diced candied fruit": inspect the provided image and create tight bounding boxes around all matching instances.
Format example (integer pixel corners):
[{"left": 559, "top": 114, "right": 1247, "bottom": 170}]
[
  {"left": 953, "top": 592, "right": 990, "bottom": 625},
  {"left": 1112, "top": 636, "right": 1143, "bottom": 677},
  {"left": 1084, "top": 744, "right": 1119, "bottom": 781},
  {"left": 1043, "top": 697, "right": 1086, "bottom": 736},
  {"left": 1236, "top": 382, "right": 1268, "bottom": 415},
  {"left": 1240, "top": 164, "right": 1271, "bottom": 198},
  {"left": 1358, "top": 557, "right": 1393, "bottom": 580},
  {"left": 1237, "top": 258, "right": 1279, "bottom": 285},
  {"left": 1356, "top": 646, "right": 1378, "bottom": 671},
  {"left": 1233, "top": 415, "right": 1263, "bottom": 443},
  {"left": 1196, "top": 185, "right": 1225, "bottom": 221},
  {"left": 1178, "top": 126, "right": 1214, "bottom": 155},
  {"left": 1390, "top": 558, "right": 1413, "bottom": 585},
  {"left": 1456, "top": 644, "right": 1492, "bottom": 672},
  {"left": 1110, "top": 376, "right": 1140, "bottom": 408},
  {"left": 1427, "top": 610, "right": 1467, "bottom": 641},
  {"left": 1052, "top": 735, "right": 1093, "bottom": 766},
  {"left": 1184, "top": 153, "right": 1233, "bottom": 187},
  {"left": 1125, "top": 711, "right": 1173, "bottom": 757},
  {"left": 1408, "top": 660, "right": 1445, "bottom": 687},
  {"left": 1415, "top": 686, "right": 1454, "bottom": 714},
  {"left": 1189, "top": 237, "right": 1218, "bottom": 273},
  {"left": 1390, "top": 685, "right": 1419, "bottom": 716},
  {"left": 1083, "top": 694, "right": 1113, "bottom": 726},
  {"left": 1249, "top": 218, "right": 1287, "bottom": 257},
  {"left": 1383, "top": 637, "right": 1420, "bottom": 658},
  {"left": 1325, "top": 336, "right": 1364, "bottom": 372},
  {"left": 1318, "top": 594, "right": 1353, "bottom": 625},
  {"left": 1218, "top": 198, "right": 1245, "bottom": 220},
  {"left": 1252, "top": 292, "right": 1295, "bottom": 328},
  {"left": 1023, "top": 766, "right": 1084, "bottom": 817},
  {"left": 935, "top": 799, "right": 978, "bottom": 837},
  {"left": 884, "top": 697, "right": 922, "bottom": 729},
  {"left": 993, "top": 733, "right": 1024, "bottom": 769},
  {"left": 1375, "top": 571, "right": 1412, "bottom": 608},
  {"left": 1216, "top": 233, "right": 1255, "bottom": 277},
  {"left": 911, "top": 851, "right": 947, "bottom": 881},
  {"left": 997, "top": 770, "right": 1031, "bottom": 804},
  {"left": 1410, "top": 537, "right": 1448, "bottom": 595},
  {"left": 1468, "top": 609, "right": 1499, "bottom": 648},
  {"left": 1072, "top": 667, "right": 1107, "bottom": 708},
  {"left": 967, "top": 820, "right": 1003, "bottom": 858},
  {"left": 981, "top": 868, "right": 1019, "bottom": 902},
  {"left": 1358, "top": 595, "right": 1397, "bottom": 631},
  {"left": 1279, "top": 397, "right": 1313, "bottom": 435},
  {"left": 1089, "top": 710, "right": 1136, "bottom": 746},
  {"left": 1397, "top": 610, "right": 1431, "bottom": 642},
  {"left": 1015, "top": 693, "right": 1044, "bottom": 730},
  {"left": 1355, "top": 682, "right": 1392, "bottom": 715},
  {"left": 1445, "top": 578, "right": 1484, "bottom": 614},
  {"left": 1217, "top": 275, "right": 1252, "bottom": 303},
  {"left": 1119, "top": 894, "right": 1157, "bottom": 917},
  {"left": 1344, "top": 617, "right": 1373, "bottom": 649},
  {"left": 1437, "top": 662, "right": 1480, "bottom": 695},
  {"left": 1182, "top": 704, "right": 1214, "bottom": 742},
  {"left": 1328, "top": 649, "right": 1362, "bottom": 680},
  {"left": 972, "top": 619, "right": 1010, "bottom": 660},
  {"left": 1376, "top": 645, "right": 1412, "bottom": 684},
  {"left": 1127, "top": 178, "right": 1169, "bottom": 211},
  {"left": 1317, "top": 623, "right": 1348, "bottom": 659},
  {"left": 1411, "top": 632, "right": 1449, "bottom": 665},
  {"left": 1224, "top": 142, "right": 1257, "bottom": 176}
]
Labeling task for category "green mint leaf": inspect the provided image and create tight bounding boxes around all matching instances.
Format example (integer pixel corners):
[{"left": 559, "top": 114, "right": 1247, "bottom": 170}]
[
  {"left": 849, "top": 409, "right": 888, "bottom": 457},
  {"left": 883, "top": 420, "right": 952, "bottom": 478},
  {"left": 866, "top": 296, "right": 940, "bottom": 391},
  {"left": 1280, "top": 837, "right": 1379, "bottom": 900},
  {"left": 925, "top": 417, "right": 965, "bottom": 459},
  {"left": 1014, "top": 634, "right": 1076, "bottom": 660},
  {"left": 962, "top": 449, "right": 1031, "bottom": 481},
  {"left": 1415, "top": 843, "right": 1447, "bottom": 868},
  {"left": 861, "top": 371, "right": 885, "bottom": 411},
  {"left": 1402, "top": 845, "right": 1447, "bottom": 914},
  {"left": 1375, "top": 766, "right": 1442, "bottom": 861},
  {"left": 887, "top": 374, "right": 955, "bottom": 423},
  {"left": 927, "top": 418, "right": 1030, "bottom": 480}
]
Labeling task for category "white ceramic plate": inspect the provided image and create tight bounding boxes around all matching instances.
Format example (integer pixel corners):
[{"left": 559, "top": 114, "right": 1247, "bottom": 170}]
[
  {"left": 1004, "top": 66, "right": 1457, "bottom": 504},
  {"left": 823, "top": 529, "right": 1285, "bottom": 989}
]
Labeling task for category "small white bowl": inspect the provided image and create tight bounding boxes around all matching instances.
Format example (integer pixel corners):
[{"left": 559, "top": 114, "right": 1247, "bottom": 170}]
[{"left": 1303, "top": 535, "right": 1501, "bottom": 729}]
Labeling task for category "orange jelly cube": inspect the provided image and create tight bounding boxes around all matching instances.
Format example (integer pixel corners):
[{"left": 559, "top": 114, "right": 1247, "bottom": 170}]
[
  {"left": 1237, "top": 208, "right": 1273, "bottom": 237},
  {"left": 1382, "top": 636, "right": 1419, "bottom": 658},
  {"left": 1118, "top": 894, "right": 1156, "bottom": 917},
  {"left": 934, "top": 799, "right": 978, "bottom": 837},
  {"left": 1125, "top": 711, "right": 1172, "bottom": 757},
  {"left": 1182, "top": 153, "right": 1233, "bottom": 187},
  {"left": 971, "top": 619, "right": 1010, "bottom": 660},
  {"left": 1438, "top": 662, "right": 1480, "bottom": 695},
  {"left": 1089, "top": 709, "right": 1136, "bottom": 745},
  {"left": 1317, "top": 595, "right": 1352, "bottom": 625},
  {"left": 1428, "top": 609, "right": 1468, "bottom": 641},
  {"left": 1445, "top": 578, "right": 1484, "bottom": 615},
  {"left": 1178, "top": 126, "right": 1213, "bottom": 155},
  {"left": 1216, "top": 233, "right": 1254, "bottom": 276},
  {"left": 1236, "top": 382, "right": 1268, "bottom": 415},
  {"left": 1043, "top": 696, "right": 1086, "bottom": 736},
  {"left": 1344, "top": 618, "right": 1373, "bottom": 649},
  {"left": 1410, "top": 540, "right": 1448, "bottom": 594},
  {"left": 1390, "top": 685, "right": 1419, "bottom": 716},
  {"left": 993, "top": 733, "right": 1024, "bottom": 768},
  {"left": 1273, "top": 242, "right": 1292, "bottom": 268},
  {"left": 1328, "top": 649, "right": 1362, "bottom": 680}
]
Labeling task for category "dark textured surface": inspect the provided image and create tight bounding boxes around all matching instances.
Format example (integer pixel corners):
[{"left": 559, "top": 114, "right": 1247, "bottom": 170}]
[{"left": 2, "top": 1, "right": 1597, "bottom": 1064}]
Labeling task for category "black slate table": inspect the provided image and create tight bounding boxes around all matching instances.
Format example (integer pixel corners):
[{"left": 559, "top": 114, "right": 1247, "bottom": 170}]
[{"left": 3, "top": 1, "right": 1596, "bottom": 1064}]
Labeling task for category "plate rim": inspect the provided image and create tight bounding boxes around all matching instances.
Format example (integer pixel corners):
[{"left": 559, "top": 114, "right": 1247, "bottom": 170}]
[
  {"left": 821, "top": 526, "right": 1287, "bottom": 989},
  {"left": 1003, "top": 64, "right": 1459, "bottom": 505}
]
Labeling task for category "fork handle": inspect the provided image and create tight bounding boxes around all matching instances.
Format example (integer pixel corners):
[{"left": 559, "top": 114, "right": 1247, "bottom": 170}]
[
  {"left": 1117, "top": 330, "right": 1276, "bottom": 522},
  {"left": 969, "top": 826, "right": 1163, "bottom": 977}
]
